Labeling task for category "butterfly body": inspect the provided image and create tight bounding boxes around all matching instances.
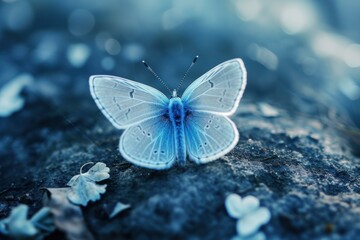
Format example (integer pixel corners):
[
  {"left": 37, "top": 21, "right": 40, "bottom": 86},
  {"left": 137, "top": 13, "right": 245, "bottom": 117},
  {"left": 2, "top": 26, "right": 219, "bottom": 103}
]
[
  {"left": 90, "top": 58, "right": 247, "bottom": 170},
  {"left": 168, "top": 94, "right": 187, "bottom": 165}
]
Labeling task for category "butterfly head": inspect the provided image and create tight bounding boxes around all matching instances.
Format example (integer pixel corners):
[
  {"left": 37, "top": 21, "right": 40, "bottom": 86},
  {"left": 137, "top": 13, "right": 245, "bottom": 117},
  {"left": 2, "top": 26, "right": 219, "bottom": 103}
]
[{"left": 172, "top": 89, "right": 178, "bottom": 98}]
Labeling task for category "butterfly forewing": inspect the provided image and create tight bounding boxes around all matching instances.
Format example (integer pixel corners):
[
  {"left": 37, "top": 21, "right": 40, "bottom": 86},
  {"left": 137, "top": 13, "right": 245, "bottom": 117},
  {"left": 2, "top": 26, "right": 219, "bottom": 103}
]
[
  {"left": 184, "top": 111, "right": 239, "bottom": 163},
  {"left": 181, "top": 58, "right": 246, "bottom": 115},
  {"left": 119, "top": 116, "right": 176, "bottom": 169},
  {"left": 181, "top": 58, "right": 246, "bottom": 163},
  {"left": 90, "top": 75, "right": 169, "bottom": 129}
]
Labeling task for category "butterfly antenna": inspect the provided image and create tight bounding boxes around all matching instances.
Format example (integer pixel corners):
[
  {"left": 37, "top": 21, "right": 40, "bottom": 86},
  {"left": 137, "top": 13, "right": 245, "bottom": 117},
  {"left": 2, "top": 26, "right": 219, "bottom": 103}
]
[
  {"left": 142, "top": 60, "right": 172, "bottom": 95},
  {"left": 176, "top": 55, "right": 199, "bottom": 92}
]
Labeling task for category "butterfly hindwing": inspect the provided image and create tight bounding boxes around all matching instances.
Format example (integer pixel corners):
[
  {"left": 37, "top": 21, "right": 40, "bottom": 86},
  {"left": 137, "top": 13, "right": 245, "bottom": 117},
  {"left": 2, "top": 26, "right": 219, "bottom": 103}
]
[
  {"left": 119, "top": 116, "right": 176, "bottom": 170},
  {"left": 182, "top": 58, "right": 246, "bottom": 115},
  {"left": 184, "top": 111, "right": 239, "bottom": 163},
  {"left": 90, "top": 75, "right": 169, "bottom": 129}
]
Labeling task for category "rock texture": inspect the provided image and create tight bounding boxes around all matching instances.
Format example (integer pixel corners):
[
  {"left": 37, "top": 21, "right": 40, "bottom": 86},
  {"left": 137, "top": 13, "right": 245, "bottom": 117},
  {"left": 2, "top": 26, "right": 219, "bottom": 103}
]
[
  {"left": 0, "top": 1, "right": 360, "bottom": 239},
  {"left": 1, "top": 98, "right": 359, "bottom": 240}
]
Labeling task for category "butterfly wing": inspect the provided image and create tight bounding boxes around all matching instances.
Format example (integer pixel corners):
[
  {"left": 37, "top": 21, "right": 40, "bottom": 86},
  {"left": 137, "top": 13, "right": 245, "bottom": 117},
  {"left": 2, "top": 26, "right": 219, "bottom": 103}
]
[
  {"left": 89, "top": 75, "right": 169, "bottom": 129},
  {"left": 181, "top": 58, "right": 246, "bottom": 115},
  {"left": 184, "top": 111, "right": 239, "bottom": 163},
  {"left": 119, "top": 116, "right": 176, "bottom": 170},
  {"left": 182, "top": 58, "right": 246, "bottom": 163}
]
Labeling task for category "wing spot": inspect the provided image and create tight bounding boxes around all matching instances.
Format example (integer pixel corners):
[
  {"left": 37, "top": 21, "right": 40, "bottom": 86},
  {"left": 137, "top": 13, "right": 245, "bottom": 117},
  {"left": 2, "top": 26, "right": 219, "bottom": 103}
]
[
  {"left": 215, "top": 125, "right": 220, "bottom": 129},
  {"left": 208, "top": 119, "right": 212, "bottom": 124},
  {"left": 205, "top": 125, "right": 210, "bottom": 129},
  {"left": 129, "top": 89, "right": 135, "bottom": 98},
  {"left": 161, "top": 150, "right": 165, "bottom": 154},
  {"left": 154, "top": 150, "right": 158, "bottom": 154},
  {"left": 142, "top": 130, "right": 146, "bottom": 135},
  {"left": 125, "top": 108, "right": 131, "bottom": 119},
  {"left": 136, "top": 137, "right": 141, "bottom": 142},
  {"left": 116, "top": 104, "right": 122, "bottom": 111},
  {"left": 147, "top": 133, "right": 151, "bottom": 137},
  {"left": 208, "top": 80, "right": 214, "bottom": 88}
]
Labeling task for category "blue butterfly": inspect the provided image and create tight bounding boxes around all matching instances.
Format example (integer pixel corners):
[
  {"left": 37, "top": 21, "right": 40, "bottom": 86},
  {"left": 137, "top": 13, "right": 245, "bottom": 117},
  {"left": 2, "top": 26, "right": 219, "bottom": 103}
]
[{"left": 89, "top": 58, "right": 247, "bottom": 170}]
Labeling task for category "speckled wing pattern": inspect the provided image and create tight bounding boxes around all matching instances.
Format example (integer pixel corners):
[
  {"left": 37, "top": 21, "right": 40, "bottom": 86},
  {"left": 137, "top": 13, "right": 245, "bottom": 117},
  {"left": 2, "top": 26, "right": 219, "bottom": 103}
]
[
  {"left": 182, "top": 58, "right": 246, "bottom": 163},
  {"left": 119, "top": 116, "right": 176, "bottom": 169},
  {"left": 182, "top": 58, "right": 246, "bottom": 115},
  {"left": 89, "top": 75, "right": 169, "bottom": 129},
  {"left": 90, "top": 75, "right": 175, "bottom": 169},
  {"left": 184, "top": 111, "right": 239, "bottom": 163}
]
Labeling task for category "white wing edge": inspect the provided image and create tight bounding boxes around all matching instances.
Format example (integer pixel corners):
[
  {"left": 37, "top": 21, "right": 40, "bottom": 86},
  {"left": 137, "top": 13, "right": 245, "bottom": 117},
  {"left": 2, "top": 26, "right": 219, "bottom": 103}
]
[
  {"left": 188, "top": 116, "right": 240, "bottom": 164},
  {"left": 118, "top": 129, "right": 176, "bottom": 170},
  {"left": 183, "top": 58, "right": 248, "bottom": 117},
  {"left": 213, "top": 58, "right": 247, "bottom": 116},
  {"left": 89, "top": 75, "right": 168, "bottom": 130}
]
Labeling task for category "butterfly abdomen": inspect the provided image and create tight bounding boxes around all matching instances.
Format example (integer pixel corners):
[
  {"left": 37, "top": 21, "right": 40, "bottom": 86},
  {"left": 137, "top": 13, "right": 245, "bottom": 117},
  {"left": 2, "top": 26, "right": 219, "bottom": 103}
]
[{"left": 169, "top": 97, "right": 186, "bottom": 166}]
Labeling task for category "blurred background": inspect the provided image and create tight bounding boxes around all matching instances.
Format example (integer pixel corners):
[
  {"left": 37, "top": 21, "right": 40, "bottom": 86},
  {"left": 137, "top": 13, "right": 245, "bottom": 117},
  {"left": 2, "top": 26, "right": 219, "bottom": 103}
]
[{"left": 0, "top": 0, "right": 359, "bottom": 153}]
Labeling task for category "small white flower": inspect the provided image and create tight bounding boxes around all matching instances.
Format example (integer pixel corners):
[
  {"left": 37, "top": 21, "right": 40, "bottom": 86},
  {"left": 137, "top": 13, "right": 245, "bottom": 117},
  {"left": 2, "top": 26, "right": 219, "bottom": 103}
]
[
  {"left": 67, "top": 162, "right": 110, "bottom": 206},
  {"left": 225, "top": 193, "right": 271, "bottom": 239}
]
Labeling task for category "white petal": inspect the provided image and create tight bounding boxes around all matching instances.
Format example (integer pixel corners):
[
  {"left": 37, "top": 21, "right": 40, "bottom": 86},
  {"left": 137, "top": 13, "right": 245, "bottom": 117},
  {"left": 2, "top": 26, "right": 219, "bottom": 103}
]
[
  {"left": 0, "top": 74, "right": 33, "bottom": 117},
  {"left": 109, "top": 202, "right": 131, "bottom": 218},
  {"left": 225, "top": 193, "right": 243, "bottom": 218},
  {"left": 237, "top": 207, "right": 271, "bottom": 237},
  {"left": 84, "top": 162, "right": 110, "bottom": 182},
  {"left": 225, "top": 194, "right": 260, "bottom": 219},
  {"left": 239, "top": 196, "right": 260, "bottom": 217}
]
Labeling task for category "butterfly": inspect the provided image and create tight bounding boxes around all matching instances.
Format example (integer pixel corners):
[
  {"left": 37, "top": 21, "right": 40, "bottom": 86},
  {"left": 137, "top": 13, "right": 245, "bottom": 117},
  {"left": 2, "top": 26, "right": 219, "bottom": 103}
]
[{"left": 89, "top": 58, "right": 247, "bottom": 170}]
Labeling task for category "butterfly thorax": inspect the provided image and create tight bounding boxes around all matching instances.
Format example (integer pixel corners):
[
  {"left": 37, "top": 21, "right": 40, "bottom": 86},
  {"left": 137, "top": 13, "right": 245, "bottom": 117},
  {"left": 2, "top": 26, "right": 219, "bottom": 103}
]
[{"left": 168, "top": 97, "right": 186, "bottom": 165}]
